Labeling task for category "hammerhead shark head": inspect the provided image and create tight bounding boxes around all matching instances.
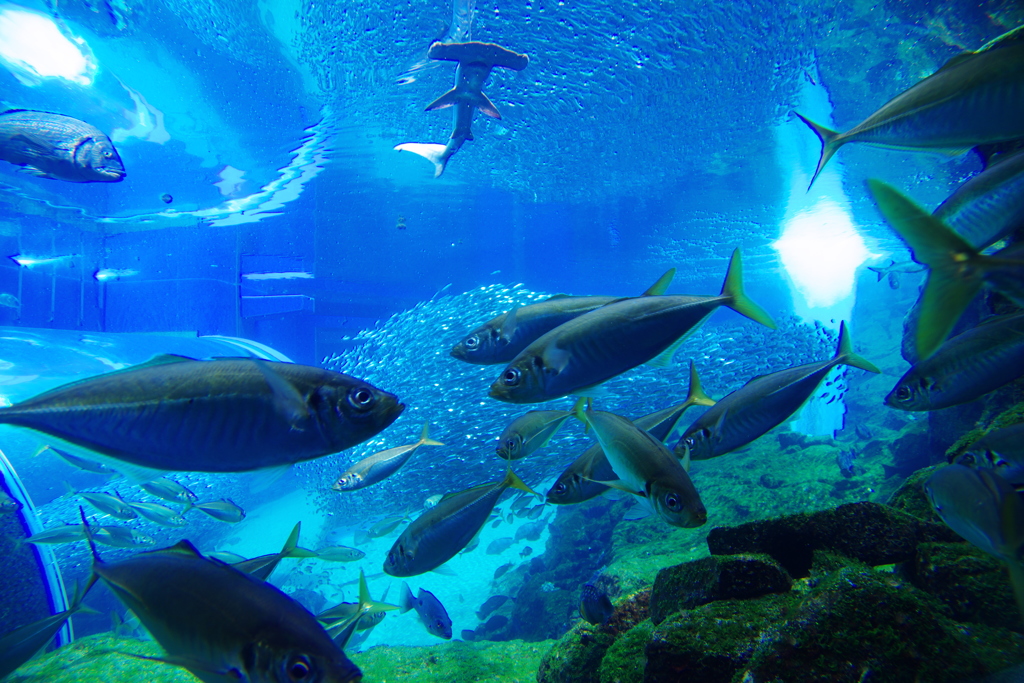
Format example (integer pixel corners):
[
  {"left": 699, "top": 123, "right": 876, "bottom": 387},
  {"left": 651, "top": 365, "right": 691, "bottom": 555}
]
[{"left": 395, "top": 41, "right": 528, "bottom": 177}]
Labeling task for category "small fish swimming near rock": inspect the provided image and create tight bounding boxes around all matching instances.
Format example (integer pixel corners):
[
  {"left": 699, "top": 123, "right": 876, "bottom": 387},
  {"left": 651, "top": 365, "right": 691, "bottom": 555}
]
[
  {"left": 796, "top": 26, "right": 1024, "bottom": 188},
  {"left": 333, "top": 422, "right": 443, "bottom": 491},
  {"left": 400, "top": 583, "right": 453, "bottom": 639},
  {"left": 836, "top": 449, "right": 856, "bottom": 478},
  {"left": 0, "top": 109, "right": 125, "bottom": 182},
  {"left": 493, "top": 562, "right": 513, "bottom": 580},
  {"left": 477, "top": 594, "right": 510, "bottom": 620},
  {"left": 925, "top": 464, "right": 1024, "bottom": 622},
  {"left": 579, "top": 584, "right": 614, "bottom": 626},
  {"left": 79, "top": 511, "right": 363, "bottom": 683},
  {"left": 187, "top": 499, "right": 245, "bottom": 524},
  {"left": 489, "top": 250, "right": 774, "bottom": 403},
  {"left": 0, "top": 355, "right": 403, "bottom": 474},
  {"left": 451, "top": 269, "right": 675, "bottom": 364},
  {"left": 384, "top": 468, "right": 534, "bottom": 576},
  {"left": 395, "top": 41, "right": 528, "bottom": 177}
]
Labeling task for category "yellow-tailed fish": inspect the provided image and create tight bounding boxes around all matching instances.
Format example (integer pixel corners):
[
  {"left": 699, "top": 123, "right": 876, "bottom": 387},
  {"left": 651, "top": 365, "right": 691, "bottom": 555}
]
[
  {"left": 384, "top": 468, "right": 535, "bottom": 576},
  {"left": 797, "top": 26, "right": 1024, "bottom": 188},
  {"left": 575, "top": 407, "right": 706, "bottom": 528},
  {"left": 140, "top": 478, "right": 198, "bottom": 505},
  {"left": 187, "top": 499, "right": 245, "bottom": 524},
  {"left": 79, "top": 510, "right": 363, "bottom": 682},
  {"left": 0, "top": 355, "right": 403, "bottom": 475},
  {"left": 677, "top": 321, "right": 879, "bottom": 461},
  {"left": 547, "top": 361, "right": 714, "bottom": 505},
  {"left": 67, "top": 484, "right": 136, "bottom": 520},
  {"left": 489, "top": 250, "right": 774, "bottom": 403},
  {"left": 319, "top": 570, "right": 400, "bottom": 649},
  {"left": 128, "top": 501, "right": 186, "bottom": 527},
  {"left": 934, "top": 144, "right": 1024, "bottom": 250},
  {"left": 36, "top": 444, "right": 120, "bottom": 477},
  {"left": 333, "top": 422, "right": 443, "bottom": 491},
  {"left": 232, "top": 522, "right": 318, "bottom": 581},
  {"left": 451, "top": 268, "right": 675, "bottom": 364},
  {"left": 869, "top": 179, "right": 1024, "bottom": 360},
  {"left": 314, "top": 546, "right": 365, "bottom": 563},
  {"left": 496, "top": 401, "right": 580, "bottom": 460}
]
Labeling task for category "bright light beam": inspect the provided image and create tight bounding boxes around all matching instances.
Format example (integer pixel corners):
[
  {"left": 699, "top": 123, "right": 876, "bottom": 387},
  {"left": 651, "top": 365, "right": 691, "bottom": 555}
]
[{"left": 0, "top": 6, "right": 94, "bottom": 86}]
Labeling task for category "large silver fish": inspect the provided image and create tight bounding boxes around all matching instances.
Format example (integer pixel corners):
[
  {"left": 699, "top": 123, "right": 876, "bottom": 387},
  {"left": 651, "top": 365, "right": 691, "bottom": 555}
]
[
  {"left": 676, "top": 321, "right": 879, "bottom": 461},
  {"left": 576, "top": 408, "right": 706, "bottom": 528},
  {"left": 450, "top": 269, "right": 675, "bottom": 364},
  {"left": 0, "top": 109, "right": 125, "bottom": 182},
  {"left": 332, "top": 422, "right": 443, "bottom": 492},
  {"left": 925, "top": 464, "right": 1024, "bottom": 623},
  {"left": 0, "top": 583, "right": 94, "bottom": 680},
  {"left": 81, "top": 517, "right": 363, "bottom": 683},
  {"left": 489, "top": 250, "right": 774, "bottom": 403},
  {"left": 546, "top": 361, "right": 714, "bottom": 505},
  {"left": 383, "top": 468, "right": 534, "bottom": 577},
  {"left": 395, "top": 41, "right": 528, "bottom": 177},
  {"left": 886, "top": 312, "right": 1024, "bottom": 411},
  {"left": 796, "top": 26, "right": 1024, "bottom": 188},
  {"left": 496, "top": 407, "right": 575, "bottom": 461},
  {"left": 0, "top": 355, "right": 403, "bottom": 473},
  {"left": 869, "top": 179, "right": 1024, "bottom": 361}
]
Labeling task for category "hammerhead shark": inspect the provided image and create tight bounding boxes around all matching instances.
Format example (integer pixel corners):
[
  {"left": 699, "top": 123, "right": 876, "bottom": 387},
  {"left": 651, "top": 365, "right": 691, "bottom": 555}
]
[{"left": 395, "top": 41, "right": 528, "bottom": 177}]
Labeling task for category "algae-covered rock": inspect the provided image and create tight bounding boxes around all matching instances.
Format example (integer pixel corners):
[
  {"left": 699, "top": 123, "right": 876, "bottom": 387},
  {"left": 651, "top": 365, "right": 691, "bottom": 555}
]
[
  {"left": 6, "top": 634, "right": 197, "bottom": 683},
  {"left": 537, "top": 624, "right": 616, "bottom": 683},
  {"left": 886, "top": 465, "right": 941, "bottom": 522},
  {"left": 649, "top": 553, "right": 791, "bottom": 624},
  {"left": 357, "top": 638, "right": 552, "bottom": 682},
  {"left": 597, "top": 620, "right": 653, "bottom": 683},
  {"left": 908, "top": 541, "right": 1021, "bottom": 631},
  {"left": 706, "top": 501, "right": 959, "bottom": 576}
]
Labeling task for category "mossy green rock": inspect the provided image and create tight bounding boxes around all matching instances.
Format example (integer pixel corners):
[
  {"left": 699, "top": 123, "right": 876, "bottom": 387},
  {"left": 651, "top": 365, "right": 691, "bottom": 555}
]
[
  {"left": 7, "top": 633, "right": 553, "bottom": 683},
  {"left": 649, "top": 553, "right": 791, "bottom": 624},
  {"left": 537, "top": 623, "right": 616, "bottom": 683},
  {"left": 706, "top": 501, "right": 958, "bottom": 576},
  {"left": 886, "top": 465, "right": 941, "bottom": 523},
  {"left": 908, "top": 541, "right": 1020, "bottom": 631},
  {"left": 597, "top": 620, "right": 653, "bottom": 683}
]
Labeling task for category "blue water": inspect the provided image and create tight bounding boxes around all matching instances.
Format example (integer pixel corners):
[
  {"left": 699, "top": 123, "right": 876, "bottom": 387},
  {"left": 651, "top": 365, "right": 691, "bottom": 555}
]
[{"left": 0, "top": 0, "right": 1020, "bottom": 673}]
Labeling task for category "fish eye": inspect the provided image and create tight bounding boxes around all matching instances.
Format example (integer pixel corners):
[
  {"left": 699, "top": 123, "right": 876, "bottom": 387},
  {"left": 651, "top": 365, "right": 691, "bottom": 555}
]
[
  {"left": 684, "top": 436, "right": 695, "bottom": 448},
  {"left": 895, "top": 386, "right": 912, "bottom": 401},
  {"left": 507, "top": 439, "right": 517, "bottom": 451},
  {"left": 286, "top": 654, "right": 313, "bottom": 681},
  {"left": 103, "top": 150, "right": 112, "bottom": 158},
  {"left": 464, "top": 335, "right": 479, "bottom": 349},
  {"left": 699, "top": 428, "right": 711, "bottom": 439},
  {"left": 348, "top": 387, "right": 376, "bottom": 409},
  {"left": 554, "top": 482, "right": 567, "bottom": 494},
  {"left": 665, "top": 493, "right": 681, "bottom": 511},
  {"left": 502, "top": 368, "right": 521, "bottom": 386}
]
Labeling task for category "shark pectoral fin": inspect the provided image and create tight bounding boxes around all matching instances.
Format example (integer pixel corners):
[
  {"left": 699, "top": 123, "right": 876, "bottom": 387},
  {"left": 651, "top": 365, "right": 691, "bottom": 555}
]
[
  {"left": 475, "top": 92, "right": 502, "bottom": 119},
  {"left": 394, "top": 143, "right": 450, "bottom": 178},
  {"left": 425, "top": 88, "right": 460, "bottom": 111}
]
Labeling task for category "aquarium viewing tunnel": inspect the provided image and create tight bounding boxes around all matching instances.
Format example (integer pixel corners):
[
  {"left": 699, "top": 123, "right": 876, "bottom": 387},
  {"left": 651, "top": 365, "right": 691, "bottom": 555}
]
[{"left": 1, "top": 0, "right": 1024, "bottom": 681}]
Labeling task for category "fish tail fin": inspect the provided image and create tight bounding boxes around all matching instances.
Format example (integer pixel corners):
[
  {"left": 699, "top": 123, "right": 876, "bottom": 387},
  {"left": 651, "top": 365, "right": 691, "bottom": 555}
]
[
  {"left": 77, "top": 507, "right": 104, "bottom": 596},
  {"left": 32, "top": 445, "right": 51, "bottom": 458},
  {"left": 867, "top": 265, "right": 885, "bottom": 282},
  {"left": 1008, "top": 561, "right": 1024, "bottom": 628},
  {"left": 394, "top": 143, "right": 449, "bottom": 178},
  {"left": 720, "top": 249, "right": 776, "bottom": 329},
  {"left": 419, "top": 422, "right": 444, "bottom": 447},
  {"left": 280, "top": 522, "right": 305, "bottom": 558},
  {"left": 834, "top": 321, "right": 881, "bottom": 374},
  {"left": 686, "top": 361, "right": 716, "bottom": 407},
  {"left": 503, "top": 466, "right": 539, "bottom": 497},
  {"left": 399, "top": 581, "right": 415, "bottom": 614},
  {"left": 359, "top": 568, "right": 401, "bottom": 614},
  {"left": 867, "top": 179, "right": 984, "bottom": 359},
  {"left": 794, "top": 111, "right": 841, "bottom": 190},
  {"left": 643, "top": 268, "right": 676, "bottom": 296},
  {"left": 61, "top": 480, "right": 76, "bottom": 499}
]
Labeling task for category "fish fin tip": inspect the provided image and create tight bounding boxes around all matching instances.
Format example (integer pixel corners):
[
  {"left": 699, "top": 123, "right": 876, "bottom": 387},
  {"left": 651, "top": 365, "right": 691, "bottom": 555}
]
[
  {"left": 721, "top": 249, "right": 775, "bottom": 329},
  {"left": 394, "top": 142, "right": 448, "bottom": 177},
  {"left": 793, "top": 111, "right": 841, "bottom": 187},
  {"left": 643, "top": 268, "right": 676, "bottom": 296},
  {"left": 835, "top": 321, "right": 881, "bottom": 374},
  {"left": 425, "top": 88, "right": 459, "bottom": 111}
]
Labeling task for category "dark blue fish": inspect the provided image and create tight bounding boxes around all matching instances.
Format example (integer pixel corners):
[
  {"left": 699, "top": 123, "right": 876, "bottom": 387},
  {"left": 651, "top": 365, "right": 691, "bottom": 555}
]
[
  {"left": 400, "top": 583, "right": 452, "bottom": 639},
  {"left": 493, "top": 562, "right": 513, "bottom": 580},
  {"left": 476, "top": 595, "right": 510, "bottom": 620},
  {"left": 836, "top": 449, "right": 856, "bottom": 478},
  {"left": 579, "top": 584, "right": 614, "bottom": 625}
]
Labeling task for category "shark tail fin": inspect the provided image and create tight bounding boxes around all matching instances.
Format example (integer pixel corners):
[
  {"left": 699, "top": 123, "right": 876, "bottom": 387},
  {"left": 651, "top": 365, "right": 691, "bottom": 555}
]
[
  {"left": 794, "top": 111, "right": 842, "bottom": 190},
  {"left": 720, "top": 249, "right": 776, "bottom": 329},
  {"left": 394, "top": 143, "right": 450, "bottom": 178},
  {"left": 867, "top": 179, "right": 985, "bottom": 360}
]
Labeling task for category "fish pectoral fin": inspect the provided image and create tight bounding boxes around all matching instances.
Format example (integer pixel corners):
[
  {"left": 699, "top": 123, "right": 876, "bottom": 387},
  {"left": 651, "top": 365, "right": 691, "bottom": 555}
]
[
  {"left": 122, "top": 652, "right": 244, "bottom": 680},
  {"left": 621, "top": 504, "right": 653, "bottom": 521},
  {"left": 498, "top": 306, "right": 519, "bottom": 343},
  {"left": 247, "top": 464, "right": 292, "bottom": 493},
  {"left": 587, "top": 478, "right": 640, "bottom": 496},
  {"left": 474, "top": 92, "right": 502, "bottom": 119},
  {"left": 253, "top": 360, "right": 310, "bottom": 428},
  {"left": 542, "top": 346, "right": 572, "bottom": 374},
  {"left": 425, "top": 88, "right": 460, "bottom": 111},
  {"left": 17, "top": 165, "right": 55, "bottom": 179}
]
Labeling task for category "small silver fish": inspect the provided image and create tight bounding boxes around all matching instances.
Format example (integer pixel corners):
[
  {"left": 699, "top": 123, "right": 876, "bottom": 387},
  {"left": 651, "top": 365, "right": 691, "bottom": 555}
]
[
  {"left": 315, "top": 546, "right": 366, "bottom": 563},
  {"left": 333, "top": 422, "right": 443, "bottom": 491},
  {"left": 189, "top": 499, "right": 245, "bottom": 524},
  {"left": 140, "top": 478, "right": 198, "bottom": 505},
  {"left": 129, "top": 501, "right": 186, "bottom": 527}
]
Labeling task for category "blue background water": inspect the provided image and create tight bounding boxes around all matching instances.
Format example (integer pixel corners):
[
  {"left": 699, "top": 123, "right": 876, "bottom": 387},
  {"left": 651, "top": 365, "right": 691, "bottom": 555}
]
[{"left": 0, "top": 0, "right": 1020, "bottom": 659}]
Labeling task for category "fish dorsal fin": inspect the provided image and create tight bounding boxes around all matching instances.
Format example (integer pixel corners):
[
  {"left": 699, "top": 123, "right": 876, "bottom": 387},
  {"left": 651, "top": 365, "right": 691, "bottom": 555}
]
[
  {"left": 935, "top": 51, "right": 977, "bottom": 73},
  {"left": 502, "top": 466, "right": 539, "bottom": 496},
  {"left": 542, "top": 294, "right": 570, "bottom": 301},
  {"left": 141, "top": 354, "right": 196, "bottom": 367},
  {"left": 281, "top": 522, "right": 301, "bottom": 556},
  {"left": 685, "top": 361, "right": 716, "bottom": 407},
  {"left": 642, "top": 268, "right": 676, "bottom": 296},
  {"left": 976, "top": 25, "right": 1024, "bottom": 54},
  {"left": 163, "top": 539, "right": 204, "bottom": 558},
  {"left": 834, "top": 321, "right": 881, "bottom": 374}
]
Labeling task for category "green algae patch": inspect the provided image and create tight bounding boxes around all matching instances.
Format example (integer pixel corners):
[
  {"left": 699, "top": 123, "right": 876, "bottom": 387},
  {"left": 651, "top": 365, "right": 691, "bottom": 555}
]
[
  {"left": 597, "top": 620, "right": 653, "bottom": 683},
  {"left": 6, "top": 634, "right": 198, "bottom": 683},
  {"left": 357, "top": 638, "right": 554, "bottom": 682},
  {"left": 947, "top": 399, "right": 1024, "bottom": 461},
  {"left": 537, "top": 623, "right": 616, "bottom": 683}
]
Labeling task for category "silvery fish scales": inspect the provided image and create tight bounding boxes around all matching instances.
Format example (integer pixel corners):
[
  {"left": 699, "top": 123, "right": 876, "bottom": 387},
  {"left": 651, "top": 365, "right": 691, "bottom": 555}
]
[
  {"left": 0, "top": 109, "right": 125, "bottom": 182},
  {"left": 0, "top": 355, "right": 403, "bottom": 472}
]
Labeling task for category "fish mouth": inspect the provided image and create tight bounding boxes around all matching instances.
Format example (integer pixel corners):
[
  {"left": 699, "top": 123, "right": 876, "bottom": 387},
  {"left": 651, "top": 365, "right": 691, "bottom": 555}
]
[
  {"left": 101, "top": 168, "right": 126, "bottom": 182},
  {"left": 449, "top": 348, "right": 464, "bottom": 360}
]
